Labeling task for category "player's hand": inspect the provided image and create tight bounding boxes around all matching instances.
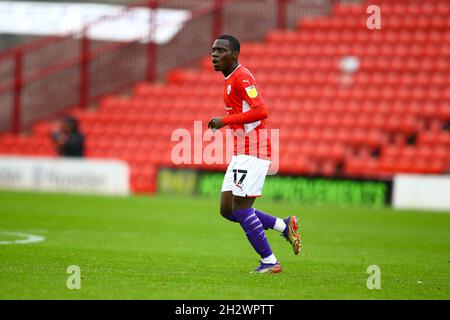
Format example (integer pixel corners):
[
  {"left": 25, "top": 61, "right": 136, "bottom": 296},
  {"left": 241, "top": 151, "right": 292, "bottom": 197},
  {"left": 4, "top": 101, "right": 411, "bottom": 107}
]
[{"left": 208, "top": 117, "right": 225, "bottom": 131}]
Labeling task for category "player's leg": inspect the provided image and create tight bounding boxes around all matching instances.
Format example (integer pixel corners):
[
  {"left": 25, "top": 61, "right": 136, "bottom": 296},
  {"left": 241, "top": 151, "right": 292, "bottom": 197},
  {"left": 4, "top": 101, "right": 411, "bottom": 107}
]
[
  {"left": 222, "top": 156, "right": 291, "bottom": 231},
  {"left": 233, "top": 155, "right": 300, "bottom": 256},
  {"left": 220, "top": 191, "right": 235, "bottom": 221},
  {"left": 232, "top": 194, "right": 256, "bottom": 211},
  {"left": 222, "top": 190, "right": 300, "bottom": 254},
  {"left": 222, "top": 188, "right": 291, "bottom": 234},
  {"left": 253, "top": 208, "right": 284, "bottom": 231},
  {"left": 220, "top": 156, "right": 238, "bottom": 221},
  {"left": 224, "top": 191, "right": 279, "bottom": 228},
  {"left": 221, "top": 185, "right": 280, "bottom": 272},
  {"left": 231, "top": 194, "right": 281, "bottom": 273},
  {"left": 247, "top": 203, "right": 301, "bottom": 255},
  {"left": 253, "top": 208, "right": 301, "bottom": 255}
]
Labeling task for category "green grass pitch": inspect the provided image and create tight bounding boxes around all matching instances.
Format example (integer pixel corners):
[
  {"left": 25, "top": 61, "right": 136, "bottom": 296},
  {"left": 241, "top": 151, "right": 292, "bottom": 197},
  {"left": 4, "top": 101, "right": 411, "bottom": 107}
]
[{"left": 0, "top": 190, "right": 449, "bottom": 299}]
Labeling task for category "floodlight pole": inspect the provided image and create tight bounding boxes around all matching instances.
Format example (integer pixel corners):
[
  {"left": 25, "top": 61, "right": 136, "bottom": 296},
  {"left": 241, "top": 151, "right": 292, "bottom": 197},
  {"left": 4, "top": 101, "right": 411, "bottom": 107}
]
[
  {"left": 80, "top": 28, "right": 90, "bottom": 109},
  {"left": 146, "top": 0, "right": 158, "bottom": 82},
  {"left": 12, "top": 51, "right": 23, "bottom": 134},
  {"left": 213, "top": 0, "right": 224, "bottom": 43},
  {"left": 277, "top": 0, "right": 287, "bottom": 30}
]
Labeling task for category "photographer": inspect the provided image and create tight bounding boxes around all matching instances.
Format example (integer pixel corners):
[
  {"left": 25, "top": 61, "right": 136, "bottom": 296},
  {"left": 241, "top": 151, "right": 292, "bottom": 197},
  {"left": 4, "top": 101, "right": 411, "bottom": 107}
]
[{"left": 51, "top": 116, "right": 85, "bottom": 157}]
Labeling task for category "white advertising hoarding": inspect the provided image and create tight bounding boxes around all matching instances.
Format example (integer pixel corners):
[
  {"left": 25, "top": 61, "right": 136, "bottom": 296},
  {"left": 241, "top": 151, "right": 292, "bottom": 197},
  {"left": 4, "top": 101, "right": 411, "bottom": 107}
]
[
  {"left": 393, "top": 174, "right": 450, "bottom": 212},
  {"left": 0, "top": 156, "right": 130, "bottom": 195}
]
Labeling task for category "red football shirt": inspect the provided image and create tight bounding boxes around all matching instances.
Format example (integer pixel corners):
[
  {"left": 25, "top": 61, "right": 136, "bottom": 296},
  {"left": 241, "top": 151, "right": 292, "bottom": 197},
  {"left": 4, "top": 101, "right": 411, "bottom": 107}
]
[{"left": 222, "top": 65, "right": 271, "bottom": 159}]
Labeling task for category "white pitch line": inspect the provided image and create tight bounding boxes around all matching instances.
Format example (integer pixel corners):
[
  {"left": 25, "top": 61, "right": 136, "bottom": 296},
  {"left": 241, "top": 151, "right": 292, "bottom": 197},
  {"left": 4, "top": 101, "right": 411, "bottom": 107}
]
[{"left": 0, "top": 231, "right": 45, "bottom": 244}]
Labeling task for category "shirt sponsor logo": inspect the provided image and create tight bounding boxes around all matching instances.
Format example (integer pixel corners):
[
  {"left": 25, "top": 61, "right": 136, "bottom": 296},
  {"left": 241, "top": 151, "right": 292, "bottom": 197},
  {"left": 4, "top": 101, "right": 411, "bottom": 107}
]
[
  {"left": 245, "top": 85, "right": 258, "bottom": 98},
  {"left": 224, "top": 105, "right": 232, "bottom": 110}
]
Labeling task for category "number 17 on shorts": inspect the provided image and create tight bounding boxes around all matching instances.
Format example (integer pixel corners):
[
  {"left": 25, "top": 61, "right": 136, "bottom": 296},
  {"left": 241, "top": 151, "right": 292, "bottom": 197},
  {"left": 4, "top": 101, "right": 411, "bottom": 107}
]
[{"left": 221, "top": 155, "right": 271, "bottom": 198}]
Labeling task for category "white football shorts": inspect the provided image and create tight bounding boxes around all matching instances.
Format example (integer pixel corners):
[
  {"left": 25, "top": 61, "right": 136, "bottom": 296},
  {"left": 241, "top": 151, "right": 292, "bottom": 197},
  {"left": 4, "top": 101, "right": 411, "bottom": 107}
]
[{"left": 221, "top": 154, "right": 271, "bottom": 197}]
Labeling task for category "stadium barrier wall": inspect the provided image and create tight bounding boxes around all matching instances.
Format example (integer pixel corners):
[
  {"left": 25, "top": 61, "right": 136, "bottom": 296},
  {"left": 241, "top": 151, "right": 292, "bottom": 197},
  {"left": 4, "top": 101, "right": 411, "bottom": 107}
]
[
  {"left": 157, "top": 168, "right": 392, "bottom": 208},
  {"left": 393, "top": 174, "right": 450, "bottom": 212},
  {"left": 0, "top": 156, "right": 130, "bottom": 195}
]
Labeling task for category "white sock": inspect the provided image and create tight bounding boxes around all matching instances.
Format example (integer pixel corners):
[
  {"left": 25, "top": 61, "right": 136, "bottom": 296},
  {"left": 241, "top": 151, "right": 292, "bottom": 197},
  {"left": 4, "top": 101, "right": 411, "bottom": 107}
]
[
  {"left": 273, "top": 218, "right": 286, "bottom": 233},
  {"left": 261, "top": 253, "right": 277, "bottom": 264}
]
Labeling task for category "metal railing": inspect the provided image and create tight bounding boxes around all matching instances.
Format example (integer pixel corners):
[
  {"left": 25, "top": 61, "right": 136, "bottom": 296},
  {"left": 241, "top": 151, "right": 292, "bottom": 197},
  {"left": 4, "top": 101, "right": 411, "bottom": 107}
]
[{"left": 0, "top": 0, "right": 336, "bottom": 134}]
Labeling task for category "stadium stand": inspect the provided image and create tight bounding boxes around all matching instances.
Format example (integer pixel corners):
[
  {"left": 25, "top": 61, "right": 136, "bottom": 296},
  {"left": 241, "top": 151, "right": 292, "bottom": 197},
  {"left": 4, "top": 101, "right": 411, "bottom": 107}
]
[{"left": 0, "top": 0, "right": 449, "bottom": 193}]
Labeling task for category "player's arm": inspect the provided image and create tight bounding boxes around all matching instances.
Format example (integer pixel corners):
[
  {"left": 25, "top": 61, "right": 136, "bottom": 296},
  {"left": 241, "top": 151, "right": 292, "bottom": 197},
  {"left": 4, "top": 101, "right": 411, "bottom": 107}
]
[
  {"left": 221, "top": 104, "right": 267, "bottom": 125},
  {"left": 208, "top": 105, "right": 267, "bottom": 129}
]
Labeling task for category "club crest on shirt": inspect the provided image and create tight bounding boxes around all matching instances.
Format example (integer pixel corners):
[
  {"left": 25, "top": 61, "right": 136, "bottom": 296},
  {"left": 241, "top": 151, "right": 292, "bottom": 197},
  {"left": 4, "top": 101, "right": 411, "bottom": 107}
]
[
  {"left": 245, "top": 85, "right": 258, "bottom": 98},
  {"left": 227, "top": 84, "right": 231, "bottom": 95}
]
